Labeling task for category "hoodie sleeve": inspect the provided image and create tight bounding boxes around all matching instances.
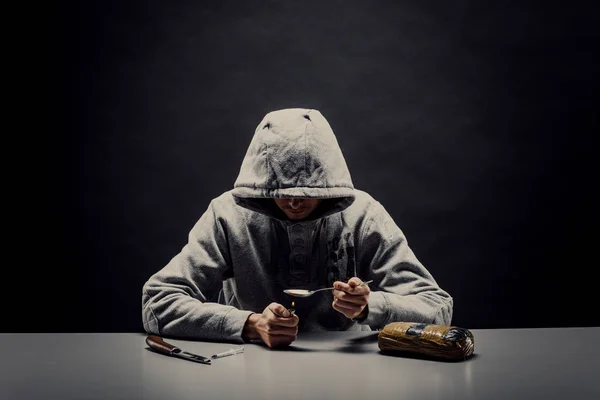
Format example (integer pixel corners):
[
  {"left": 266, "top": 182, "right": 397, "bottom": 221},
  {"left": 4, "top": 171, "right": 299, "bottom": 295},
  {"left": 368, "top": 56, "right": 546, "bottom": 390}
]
[
  {"left": 357, "top": 202, "right": 453, "bottom": 329},
  {"left": 141, "top": 200, "right": 254, "bottom": 343}
]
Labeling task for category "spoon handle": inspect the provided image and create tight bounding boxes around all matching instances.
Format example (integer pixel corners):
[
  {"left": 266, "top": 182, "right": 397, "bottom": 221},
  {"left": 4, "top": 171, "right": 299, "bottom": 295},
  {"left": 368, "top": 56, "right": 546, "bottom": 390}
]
[
  {"left": 317, "top": 280, "right": 374, "bottom": 293},
  {"left": 312, "top": 286, "right": 335, "bottom": 293}
]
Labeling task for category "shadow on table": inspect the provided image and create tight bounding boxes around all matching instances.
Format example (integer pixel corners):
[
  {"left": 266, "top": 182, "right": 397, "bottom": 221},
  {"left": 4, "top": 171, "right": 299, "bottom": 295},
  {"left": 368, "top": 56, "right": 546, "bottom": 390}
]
[
  {"left": 267, "top": 346, "right": 321, "bottom": 352},
  {"left": 264, "top": 332, "right": 382, "bottom": 353},
  {"left": 346, "top": 332, "right": 380, "bottom": 344},
  {"left": 378, "top": 349, "right": 479, "bottom": 363},
  {"left": 334, "top": 332, "right": 380, "bottom": 353}
]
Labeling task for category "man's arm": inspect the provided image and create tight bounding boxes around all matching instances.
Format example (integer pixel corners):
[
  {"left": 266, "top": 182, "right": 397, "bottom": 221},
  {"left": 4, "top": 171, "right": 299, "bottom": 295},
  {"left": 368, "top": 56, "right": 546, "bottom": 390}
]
[
  {"left": 141, "top": 200, "right": 254, "bottom": 343},
  {"left": 356, "top": 202, "right": 454, "bottom": 329}
]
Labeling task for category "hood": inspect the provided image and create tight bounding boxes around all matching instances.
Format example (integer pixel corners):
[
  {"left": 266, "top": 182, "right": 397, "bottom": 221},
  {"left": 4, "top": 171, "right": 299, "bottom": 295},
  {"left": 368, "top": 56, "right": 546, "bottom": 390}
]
[{"left": 231, "top": 108, "right": 355, "bottom": 221}]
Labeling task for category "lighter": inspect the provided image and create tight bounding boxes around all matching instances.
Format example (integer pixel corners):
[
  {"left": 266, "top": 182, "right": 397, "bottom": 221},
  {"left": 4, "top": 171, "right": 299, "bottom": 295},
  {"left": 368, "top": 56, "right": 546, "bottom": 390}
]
[{"left": 288, "top": 301, "right": 295, "bottom": 316}]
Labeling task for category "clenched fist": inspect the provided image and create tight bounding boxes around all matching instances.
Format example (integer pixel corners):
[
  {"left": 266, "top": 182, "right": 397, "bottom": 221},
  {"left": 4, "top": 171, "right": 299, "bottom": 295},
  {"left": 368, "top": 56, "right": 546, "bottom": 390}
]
[{"left": 242, "top": 302, "right": 299, "bottom": 348}]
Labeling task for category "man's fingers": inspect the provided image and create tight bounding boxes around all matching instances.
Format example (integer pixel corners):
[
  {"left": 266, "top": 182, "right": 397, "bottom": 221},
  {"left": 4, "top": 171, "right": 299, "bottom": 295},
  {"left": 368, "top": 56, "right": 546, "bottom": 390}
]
[
  {"left": 333, "top": 297, "right": 362, "bottom": 311},
  {"left": 332, "top": 300, "right": 362, "bottom": 319},
  {"left": 267, "top": 302, "right": 291, "bottom": 318},
  {"left": 332, "top": 289, "right": 368, "bottom": 304},
  {"left": 333, "top": 281, "right": 351, "bottom": 291},
  {"left": 348, "top": 277, "right": 363, "bottom": 287},
  {"left": 334, "top": 280, "right": 370, "bottom": 295},
  {"left": 266, "top": 324, "right": 298, "bottom": 336},
  {"left": 270, "top": 315, "right": 299, "bottom": 327}
]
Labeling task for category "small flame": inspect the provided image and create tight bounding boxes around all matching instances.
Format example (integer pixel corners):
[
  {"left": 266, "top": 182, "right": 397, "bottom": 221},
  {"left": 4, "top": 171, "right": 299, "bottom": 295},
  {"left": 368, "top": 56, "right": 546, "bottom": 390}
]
[{"left": 292, "top": 301, "right": 295, "bottom": 308}]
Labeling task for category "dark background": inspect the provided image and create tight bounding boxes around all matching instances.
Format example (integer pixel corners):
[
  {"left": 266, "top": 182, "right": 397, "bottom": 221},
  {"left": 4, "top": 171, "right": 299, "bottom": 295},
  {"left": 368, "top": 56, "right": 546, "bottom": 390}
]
[{"left": 10, "top": 0, "right": 598, "bottom": 332}]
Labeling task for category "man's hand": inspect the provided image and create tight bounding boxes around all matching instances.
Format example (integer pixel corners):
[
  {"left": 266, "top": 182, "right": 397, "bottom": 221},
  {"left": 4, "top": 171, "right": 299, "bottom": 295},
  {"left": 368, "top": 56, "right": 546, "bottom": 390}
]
[
  {"left": 332, "top": 277, "right": 370, "bottom": 320},
  {"left": 242, "top": 302, "right": 299, "bottom": 348}
]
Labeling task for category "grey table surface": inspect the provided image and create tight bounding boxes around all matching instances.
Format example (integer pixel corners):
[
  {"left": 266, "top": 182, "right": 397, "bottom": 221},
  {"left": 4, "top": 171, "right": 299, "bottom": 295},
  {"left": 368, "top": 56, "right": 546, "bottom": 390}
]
[{"left": 1, "top": 327, "right": 599, "bottom": 400}]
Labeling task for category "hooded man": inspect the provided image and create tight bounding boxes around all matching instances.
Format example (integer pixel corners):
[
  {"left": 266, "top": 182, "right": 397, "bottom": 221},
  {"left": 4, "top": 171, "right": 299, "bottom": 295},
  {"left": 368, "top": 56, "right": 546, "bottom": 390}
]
[{"left": 141, "top": 108, "right": 453, "bottom": 348}]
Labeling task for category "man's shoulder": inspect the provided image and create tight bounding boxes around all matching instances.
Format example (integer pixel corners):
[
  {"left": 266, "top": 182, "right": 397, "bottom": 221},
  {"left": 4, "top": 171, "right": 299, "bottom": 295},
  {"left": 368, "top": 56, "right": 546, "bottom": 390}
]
[
  {"left": 347, "top": 189, "right": 380, "bottom": 212},
  {"left": 209, "top": 190, "right": 266, "bottom": 221},
  {"left": 210, "top": 190, "right": 237, "bottom": 208},
  {"left": 338, "top": 189, "right": 384, "bottom": 224},
  {"left": 212, "top": 190, "right": 236, "bottom": 204},
  {"left": 208, "top": 190, "right": 240, "bottom": 215}
]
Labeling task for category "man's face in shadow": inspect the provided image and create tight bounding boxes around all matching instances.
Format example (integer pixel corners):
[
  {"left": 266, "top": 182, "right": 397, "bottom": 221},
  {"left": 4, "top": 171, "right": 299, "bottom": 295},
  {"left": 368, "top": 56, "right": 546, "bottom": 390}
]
[{"left": 273, "top": 198, "right": 323, "bottom": 221}]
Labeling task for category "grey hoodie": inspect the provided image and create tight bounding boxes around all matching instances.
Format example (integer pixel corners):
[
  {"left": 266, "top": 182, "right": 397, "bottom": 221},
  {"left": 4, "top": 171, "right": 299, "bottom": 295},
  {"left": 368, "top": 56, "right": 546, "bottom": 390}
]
[{"left": 142, "top": 108, "right": 453, "bottom": 343}]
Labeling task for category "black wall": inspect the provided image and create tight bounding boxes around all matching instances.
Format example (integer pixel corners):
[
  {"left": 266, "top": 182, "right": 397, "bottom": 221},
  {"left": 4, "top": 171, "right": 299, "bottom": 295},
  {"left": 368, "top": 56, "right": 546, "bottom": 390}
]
[{"left": 11, "top": 0, "right": 598, "bottom": 332}]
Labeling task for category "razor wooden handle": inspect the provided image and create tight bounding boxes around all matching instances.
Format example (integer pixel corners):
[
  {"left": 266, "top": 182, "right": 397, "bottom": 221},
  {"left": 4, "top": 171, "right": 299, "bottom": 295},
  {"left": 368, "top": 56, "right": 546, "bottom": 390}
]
[{"left": 146, "top": 335, "right": 179, "bottom": 354}]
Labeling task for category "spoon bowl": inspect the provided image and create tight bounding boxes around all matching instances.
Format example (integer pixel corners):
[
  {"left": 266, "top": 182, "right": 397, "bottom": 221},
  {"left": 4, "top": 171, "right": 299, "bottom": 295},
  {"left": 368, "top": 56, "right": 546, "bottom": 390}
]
[{"left": 283, "top": 280, "right": 373, "bottom": 298}]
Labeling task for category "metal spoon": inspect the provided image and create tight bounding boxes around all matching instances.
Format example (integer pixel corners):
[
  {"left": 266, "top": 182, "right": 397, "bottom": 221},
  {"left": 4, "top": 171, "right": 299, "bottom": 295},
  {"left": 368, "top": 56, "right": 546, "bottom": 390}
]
[{"left": 283, "top": 280, "right": 374, "bottom": 298}]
